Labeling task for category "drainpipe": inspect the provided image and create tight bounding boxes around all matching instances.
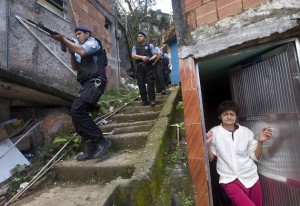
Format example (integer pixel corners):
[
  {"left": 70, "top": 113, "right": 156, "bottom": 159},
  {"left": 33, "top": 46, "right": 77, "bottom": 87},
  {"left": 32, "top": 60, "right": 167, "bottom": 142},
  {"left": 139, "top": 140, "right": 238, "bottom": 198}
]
[{"left": 0, "top": 0, "right": 9, "bottom": 70}]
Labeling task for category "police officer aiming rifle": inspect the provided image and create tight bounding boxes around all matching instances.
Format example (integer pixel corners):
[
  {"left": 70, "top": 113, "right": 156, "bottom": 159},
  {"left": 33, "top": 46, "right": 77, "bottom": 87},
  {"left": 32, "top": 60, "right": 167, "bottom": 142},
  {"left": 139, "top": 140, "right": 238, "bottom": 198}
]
[{"left": 51, "top": 26, "right": 111, "bottom": 161}]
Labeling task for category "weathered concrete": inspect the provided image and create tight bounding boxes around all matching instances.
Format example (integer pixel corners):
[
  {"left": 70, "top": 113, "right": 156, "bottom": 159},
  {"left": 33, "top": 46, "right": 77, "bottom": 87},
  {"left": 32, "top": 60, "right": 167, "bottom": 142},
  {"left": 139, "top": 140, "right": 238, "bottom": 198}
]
[
  {"left": 10, "top": 182, "right": 123, "bottom": 206},
  {"left": 179, "top": 0, "right": 300, "bottom": 59},
  {"left": 129, "top": 99, "right": 164, "bottom": 106},
  {"left": 0, "top": 98, "right": 10, "bottom": 122},
  {"left": 8, "top": 86, "right": 180, "bottom": 206},
  {"left": 109, "top": 112, "right": 160, "bottom": 123},
  {"left": 54, "top": 151, "right": 141, "bottom": 183},
  {"left": 107, "top": 132, "right": 148, "bottom": 150},
  {"left": 108, "top": 87, "right": 180, "bottom": 205},
  {"left": 100, "top": 120, "right": 154, "bottom": 133},
  {"left": 9, "top": 0, "right": 79, "bottom": 95},
  {"left": 0, "top": 0, "right": 9, "bottom": 70},
  {"left": 121, "top": 105, "right": 163, "bottom": 114},
  {"left": 111, "top": 124, "right": 153, "bottom": 134},
  {"left": 171, "top": 0, "right": 187, "bottom": 46}
]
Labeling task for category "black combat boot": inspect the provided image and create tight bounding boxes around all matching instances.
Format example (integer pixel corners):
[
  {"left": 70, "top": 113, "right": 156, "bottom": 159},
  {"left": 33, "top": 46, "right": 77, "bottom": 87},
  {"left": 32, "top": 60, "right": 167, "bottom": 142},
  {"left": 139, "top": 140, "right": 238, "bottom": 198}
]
[
  {"left": 75, "top": 140, "right": 97, "bottom": 161},
  {"left": 141, "top": 101, "right": 150, "bottom": 106},
  {"left": 93, "top": 138, "right": 112, "bottom": 159},
  {"left": 150, "top": 100, "right": 156, "bottom": 106}
]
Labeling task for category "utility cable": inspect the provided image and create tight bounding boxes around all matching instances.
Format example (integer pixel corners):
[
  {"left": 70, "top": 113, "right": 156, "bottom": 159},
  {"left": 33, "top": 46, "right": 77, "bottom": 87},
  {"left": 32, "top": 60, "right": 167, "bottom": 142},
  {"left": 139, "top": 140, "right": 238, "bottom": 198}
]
[{"left": 96, "top": 95, "right": 139, "bottom": 124}]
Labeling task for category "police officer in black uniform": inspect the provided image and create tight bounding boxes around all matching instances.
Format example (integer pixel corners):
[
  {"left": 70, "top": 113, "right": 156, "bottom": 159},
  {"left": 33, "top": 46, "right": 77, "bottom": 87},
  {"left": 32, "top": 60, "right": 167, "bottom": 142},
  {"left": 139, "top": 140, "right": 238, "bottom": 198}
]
[
  {"left": 51, "top": 26, "right": 111, "bottom": 161},
  {"left": 153, "top": 46, "right": 168, "bottom": 95},
  {"left": 132, "top": 31, "right": 158, "bottom": 106}
]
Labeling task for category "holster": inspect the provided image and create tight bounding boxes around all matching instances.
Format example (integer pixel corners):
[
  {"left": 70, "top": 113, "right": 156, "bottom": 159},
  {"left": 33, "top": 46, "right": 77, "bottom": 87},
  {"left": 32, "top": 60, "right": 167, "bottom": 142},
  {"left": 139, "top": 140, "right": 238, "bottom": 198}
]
[{"left": 79, "top": 81, "right": 102, "bottom": 105}]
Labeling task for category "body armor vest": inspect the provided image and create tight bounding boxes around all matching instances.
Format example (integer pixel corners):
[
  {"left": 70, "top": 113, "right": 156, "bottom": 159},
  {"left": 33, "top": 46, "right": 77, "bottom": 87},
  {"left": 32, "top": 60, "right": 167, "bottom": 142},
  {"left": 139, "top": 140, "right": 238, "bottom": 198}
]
[
  {"left": 159, "top": 54, "right": 169, "bottom": 66},
  {"left": 77, "top": 38, "right": 107, "bottom": 84},
  {"left": 135, "top": 43, "right": 153, "bottom": 64}
]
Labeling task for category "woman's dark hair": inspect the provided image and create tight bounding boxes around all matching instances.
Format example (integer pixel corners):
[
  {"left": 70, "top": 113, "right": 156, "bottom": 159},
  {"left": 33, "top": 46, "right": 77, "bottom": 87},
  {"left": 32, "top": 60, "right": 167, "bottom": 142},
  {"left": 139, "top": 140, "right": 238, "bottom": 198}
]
[{"left": 217, "top": 100, "right": 239, "bottom": 116}]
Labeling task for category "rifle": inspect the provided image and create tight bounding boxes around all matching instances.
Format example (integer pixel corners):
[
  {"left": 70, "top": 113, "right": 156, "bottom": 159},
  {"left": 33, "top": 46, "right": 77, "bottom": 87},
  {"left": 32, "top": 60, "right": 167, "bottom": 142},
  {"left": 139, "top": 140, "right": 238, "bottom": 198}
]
[{"left": 16, "top": 15, "right": 74, "bottom": 52}]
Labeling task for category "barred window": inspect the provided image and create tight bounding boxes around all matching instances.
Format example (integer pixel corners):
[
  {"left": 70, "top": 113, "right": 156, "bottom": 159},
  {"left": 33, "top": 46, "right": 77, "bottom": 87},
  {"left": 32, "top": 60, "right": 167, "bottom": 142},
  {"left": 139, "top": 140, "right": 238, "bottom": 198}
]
[{"left": 37, "top": 0, "right": 67, "bottom": 19}]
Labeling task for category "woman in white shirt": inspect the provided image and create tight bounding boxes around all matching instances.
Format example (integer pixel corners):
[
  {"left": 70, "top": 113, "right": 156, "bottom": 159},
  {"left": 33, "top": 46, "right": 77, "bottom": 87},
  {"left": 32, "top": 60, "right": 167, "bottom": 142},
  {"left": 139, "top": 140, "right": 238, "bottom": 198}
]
[{"left": 206, "top": 100, "right": 272, "bottom": 206}]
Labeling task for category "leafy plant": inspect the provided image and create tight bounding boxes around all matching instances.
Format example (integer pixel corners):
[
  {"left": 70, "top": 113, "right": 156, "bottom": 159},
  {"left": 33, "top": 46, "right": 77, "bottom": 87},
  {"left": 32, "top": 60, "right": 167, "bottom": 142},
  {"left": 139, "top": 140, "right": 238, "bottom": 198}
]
[
  {"left": 178, "top": 191, "right": 195, "bottom": 206},
  {"left": 6, "top": 167, "right": 31, "bottom": 197},
  {"left": 176, "top": 101, "right": 183, "bottom": 110},
  {"left": 97, "top": 86, "right": 139, "bottom": 116}
]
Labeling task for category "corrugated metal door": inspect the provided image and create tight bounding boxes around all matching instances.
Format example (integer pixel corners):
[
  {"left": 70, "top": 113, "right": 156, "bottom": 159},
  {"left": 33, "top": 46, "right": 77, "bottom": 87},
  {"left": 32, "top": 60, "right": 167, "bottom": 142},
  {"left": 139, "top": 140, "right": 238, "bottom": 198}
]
[{"left": 229, "top": 42, "right": 300, "bottom": 206}]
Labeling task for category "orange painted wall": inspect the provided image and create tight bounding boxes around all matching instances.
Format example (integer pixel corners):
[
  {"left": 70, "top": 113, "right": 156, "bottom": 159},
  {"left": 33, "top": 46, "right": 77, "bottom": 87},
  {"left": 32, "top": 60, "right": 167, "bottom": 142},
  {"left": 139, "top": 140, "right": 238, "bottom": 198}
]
[{"left": 179, "top": 57, "right": 211, "bottom": 205}]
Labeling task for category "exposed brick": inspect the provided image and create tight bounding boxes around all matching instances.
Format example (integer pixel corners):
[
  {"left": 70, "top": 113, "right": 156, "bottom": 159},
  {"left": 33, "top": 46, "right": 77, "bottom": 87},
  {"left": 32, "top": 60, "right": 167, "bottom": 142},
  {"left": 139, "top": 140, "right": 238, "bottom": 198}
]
[
  {"left": 82, "top": 3, "right": 89, "bottom": 13},
  {"left": 102, "top": 0, "right": 113, "bottom": 12},
  {"left": 68, "top": 0, "right": 113, "bottom": 57},
  {"left": 242, "top": 0, "right": 267, "bottom": 9},
  {"left": 202, "top": 0, "right": 213, "bottom": 3},
  {"left": 73, "top": 0, "right": 84, "bottom": 10},
  {"left": 217, "top": 0, "right": 242, "bottom": 19},
  {"left": 186, "top": 11, "right": 197, "bottom": 29},
  {"left": 195, "top": 2, "right": 218, "bottom": 25},
  {"left": 184, "top": 0, "right": 203, "bottom": 12},
  {"left": 89, "top": 8, "right": 99, "bottom": 21}
]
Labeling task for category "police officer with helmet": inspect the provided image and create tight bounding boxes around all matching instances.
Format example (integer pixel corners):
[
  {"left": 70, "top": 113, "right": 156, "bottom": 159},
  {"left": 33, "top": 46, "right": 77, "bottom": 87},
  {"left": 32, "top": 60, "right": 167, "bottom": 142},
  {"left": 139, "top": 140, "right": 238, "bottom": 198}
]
[
  {"left": 51, "top": 26, "right": 111, "bottom": 161},
  {"left": 132, "top": 31, "right": 158, "bottom": 106}
]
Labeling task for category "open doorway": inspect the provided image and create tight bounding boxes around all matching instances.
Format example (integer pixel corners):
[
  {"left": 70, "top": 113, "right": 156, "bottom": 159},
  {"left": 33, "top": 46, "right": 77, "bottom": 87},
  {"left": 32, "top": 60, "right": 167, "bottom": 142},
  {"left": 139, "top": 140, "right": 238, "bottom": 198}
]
[{"left": 198, "top": 38, "right": 300, "bottom": 206}]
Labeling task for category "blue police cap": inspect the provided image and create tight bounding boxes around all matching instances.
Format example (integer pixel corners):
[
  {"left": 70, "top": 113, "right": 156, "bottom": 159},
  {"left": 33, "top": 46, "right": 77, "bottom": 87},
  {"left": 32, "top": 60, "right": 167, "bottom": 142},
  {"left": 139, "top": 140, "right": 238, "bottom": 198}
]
[
  {"left": 138, "top": 31, "right": 147, "bottom": 38},
  {"left": 74, "top": 26, "right": 92, "bottom": 33}
]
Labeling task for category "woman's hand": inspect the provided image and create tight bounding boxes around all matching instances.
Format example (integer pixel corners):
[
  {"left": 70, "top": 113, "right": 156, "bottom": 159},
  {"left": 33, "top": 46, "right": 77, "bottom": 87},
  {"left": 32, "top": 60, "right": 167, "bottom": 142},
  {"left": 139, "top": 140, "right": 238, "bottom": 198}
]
[
  {"left": 206, "top": 131, "right": 213, "bottom": 144},
  {"left": 258, "top": 127, "right": 272, "bottom": 143}
]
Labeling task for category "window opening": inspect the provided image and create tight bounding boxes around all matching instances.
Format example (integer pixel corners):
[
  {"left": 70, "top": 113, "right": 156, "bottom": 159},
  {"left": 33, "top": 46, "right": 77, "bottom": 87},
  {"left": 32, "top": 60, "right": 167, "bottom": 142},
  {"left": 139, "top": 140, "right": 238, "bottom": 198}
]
[
  {"left": 105, "top": 17, "right": 111, "bottom": 30},
  {"left": 37, "top": 0, "right": 66, "bottom": 19}
]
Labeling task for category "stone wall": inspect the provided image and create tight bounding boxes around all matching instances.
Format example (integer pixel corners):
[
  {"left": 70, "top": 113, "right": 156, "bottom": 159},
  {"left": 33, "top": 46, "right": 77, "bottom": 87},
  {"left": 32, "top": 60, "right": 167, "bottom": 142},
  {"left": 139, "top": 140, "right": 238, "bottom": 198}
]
[{"left": 9, "top": 0, "right": 80, "bottom": 95}]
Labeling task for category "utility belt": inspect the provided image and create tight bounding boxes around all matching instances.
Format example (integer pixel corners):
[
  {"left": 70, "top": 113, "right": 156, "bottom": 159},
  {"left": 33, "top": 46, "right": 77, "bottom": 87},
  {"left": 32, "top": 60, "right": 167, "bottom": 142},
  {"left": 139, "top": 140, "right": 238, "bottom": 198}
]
[
  {"left": 136, "top": 62, "right": 153, "bottom": 68},
  {"left": 77, "top": 76, "right": 107, "bottom": 105},
  {"left": 81, "top": 76, "right": 107, "bottom": 87}
]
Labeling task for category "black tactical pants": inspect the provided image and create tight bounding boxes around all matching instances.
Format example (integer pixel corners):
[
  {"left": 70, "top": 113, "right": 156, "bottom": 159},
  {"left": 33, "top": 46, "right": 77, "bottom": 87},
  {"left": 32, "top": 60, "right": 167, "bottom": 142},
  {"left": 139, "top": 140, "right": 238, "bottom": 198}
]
[
  {"left": 154, "top": 61, "right": 166, "bottom": 92},
  {"left": 136, "top": 64, "right": 155, "bottom": 103},
  {"left": 71, "top": 79, "right": 107, "bottom": 142}
]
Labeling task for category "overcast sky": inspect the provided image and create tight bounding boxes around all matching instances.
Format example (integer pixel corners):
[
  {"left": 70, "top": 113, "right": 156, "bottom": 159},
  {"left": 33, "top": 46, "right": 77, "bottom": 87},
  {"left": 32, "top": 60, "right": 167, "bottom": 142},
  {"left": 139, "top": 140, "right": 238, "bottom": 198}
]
[{"left": 152, "top": 0, "right": 173, "bottom": 14}]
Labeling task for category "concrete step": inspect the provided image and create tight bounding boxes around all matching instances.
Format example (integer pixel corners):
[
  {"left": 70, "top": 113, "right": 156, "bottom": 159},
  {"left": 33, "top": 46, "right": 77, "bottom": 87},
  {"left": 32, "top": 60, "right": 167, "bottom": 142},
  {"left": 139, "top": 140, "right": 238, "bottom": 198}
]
[
  {"left": 109, "top": 111, "right": 160, "bottom": 123},
  {"left": 107, "top": 131, "right": 148, "bottom": 150},
  {"left": 100, "top": 120, "right": 154, "bottom": 133},
  {"left": 121, "top": 104, "right": 163, "bottom": 114},
  {"left": 54, "top": 150, "right": 142, "bottom": 183},
  {"left": 10, "top": 180, "right": 127, "bottom": 206},
  {"left": 129, "top": 99, "right": 165, "bottom": 107},
  {"left": 9, "top": 86, "right": 180, "bottom": 206},
  {"left": 110, "top": 124, "right": 153, "bottom": 134}
]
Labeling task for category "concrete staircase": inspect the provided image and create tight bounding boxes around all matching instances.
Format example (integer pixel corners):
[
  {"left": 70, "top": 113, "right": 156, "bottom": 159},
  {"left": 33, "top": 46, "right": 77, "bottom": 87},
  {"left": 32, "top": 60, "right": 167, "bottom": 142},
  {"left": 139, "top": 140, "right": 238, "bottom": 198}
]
[{"left": 10, "top": 86, "right": 180, "bottom": 206}]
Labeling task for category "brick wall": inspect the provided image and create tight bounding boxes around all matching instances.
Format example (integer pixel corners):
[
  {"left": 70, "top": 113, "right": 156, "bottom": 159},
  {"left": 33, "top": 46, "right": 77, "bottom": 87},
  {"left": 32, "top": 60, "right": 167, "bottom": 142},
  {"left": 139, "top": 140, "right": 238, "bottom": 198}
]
[
  {"left": 68, "top": 0, "right": 113, "bottom": 54},
  {"left": 184, "top": 0, "right": 268, "bottom": 27}
]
